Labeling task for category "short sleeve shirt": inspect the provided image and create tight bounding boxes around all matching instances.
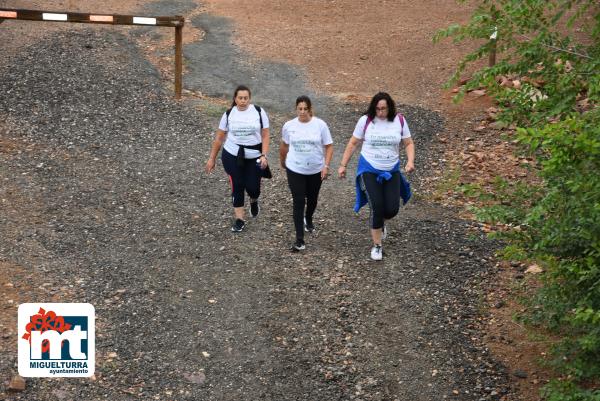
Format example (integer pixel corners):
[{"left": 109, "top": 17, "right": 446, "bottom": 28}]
[
  {"left": 352, "top": 114, "right": 411, "bottom": 170},
  {"left": 282, "top": 117, "right": 333, "bottom": 175},
  {"left": 219, "top": 105, "right": 270, "bottom": 158}
]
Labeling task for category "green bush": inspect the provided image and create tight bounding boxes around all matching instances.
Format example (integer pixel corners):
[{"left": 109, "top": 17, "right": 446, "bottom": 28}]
[
  {"left": 435, "top": 0, "right": 600, "bottom": 398},
  {"left": 542, "top": 381, "right": 600, "bottom": 401}
]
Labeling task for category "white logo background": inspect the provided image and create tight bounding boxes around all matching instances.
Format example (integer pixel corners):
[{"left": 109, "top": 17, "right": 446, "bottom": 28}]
[{"left": 18, "top": 303, "right": 95, "bottom": 377}]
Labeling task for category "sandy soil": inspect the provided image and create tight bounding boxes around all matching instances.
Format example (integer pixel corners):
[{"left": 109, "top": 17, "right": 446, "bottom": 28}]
[{"left": 202, "top": 0, "right": 479, "bottom": 109}]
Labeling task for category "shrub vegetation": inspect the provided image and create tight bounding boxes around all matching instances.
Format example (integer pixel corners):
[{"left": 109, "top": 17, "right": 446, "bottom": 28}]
[{"left": 434, "top": 1, "right": 600, "bottom": 398}]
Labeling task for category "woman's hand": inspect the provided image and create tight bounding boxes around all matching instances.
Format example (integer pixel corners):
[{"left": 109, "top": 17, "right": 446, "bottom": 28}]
[
  {"left": 402, "top": 138, "right": 415, "bottom": 173},
  {"left": 206, "top": 130, "right": 226, "bottom": 174},
  {"left": 321, "top": 166, "right": 330, "bottom": 180},
  {"left": 279, "top": 141, "right": 289, "bottom": 171},
  {"left": 338, "top": 137, "right": 360, "bottom": 179},
  {"left": 259, "top": 155, "right": 268, "bottom": 169},
  {"left": 205, "top": 158, "right": 215, "bottom": 174}
]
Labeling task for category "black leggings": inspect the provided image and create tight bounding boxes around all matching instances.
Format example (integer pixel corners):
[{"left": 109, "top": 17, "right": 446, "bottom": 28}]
[
  {"left": 360, "top": 172, "right": 401, "bottom": 229},
  {"left": 286, "top": 168, "right": 322, "bottom": 241},
  {"left": 222, "top": 149, "right": 261, "bottom": 208}
]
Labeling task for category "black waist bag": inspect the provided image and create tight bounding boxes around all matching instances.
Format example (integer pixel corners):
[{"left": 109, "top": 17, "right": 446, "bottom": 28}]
[{"left": 261, "top": 164, "right": 273, "bottom": 179}]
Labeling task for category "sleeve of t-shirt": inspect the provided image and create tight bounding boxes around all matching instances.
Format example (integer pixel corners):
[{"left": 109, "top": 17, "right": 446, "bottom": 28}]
[
  {"left": 259, "top": 108, "right": 270, "bottom": 129},
  {"left": 218, "top": 112, "right": 228, "bottom": 132},
  {"left": 281, "top": 121, "right": 290, "bottom": 144},
  {"left": 320, "top": 120, "right": 333, "bottom": 145},
  {"left": 400, "top": 117, "right": 412, "bottom": 139},
  {"left": 352, "top": 115, "right": 368, "bottom": 139}
]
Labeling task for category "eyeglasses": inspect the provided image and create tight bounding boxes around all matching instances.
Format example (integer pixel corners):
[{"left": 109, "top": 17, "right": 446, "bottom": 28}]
[{"left": 376, "top": 107, "right": 388, "bottom": 112}]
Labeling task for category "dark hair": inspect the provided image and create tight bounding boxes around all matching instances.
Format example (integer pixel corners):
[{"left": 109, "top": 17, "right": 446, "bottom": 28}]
[
  {"left": 295, "top": 95, "right": 313, "bottom": 116},
  {"left": 231, "top": 85, "right": 251, "bottom": 108},
  {"left": 366, "top": 92, "right": 397, "bottom": 121}
]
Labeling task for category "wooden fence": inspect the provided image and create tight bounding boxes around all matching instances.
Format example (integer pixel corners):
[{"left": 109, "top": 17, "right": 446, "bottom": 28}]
[{"left": 0, "top": 8, "right": 184, "bottom": 98}]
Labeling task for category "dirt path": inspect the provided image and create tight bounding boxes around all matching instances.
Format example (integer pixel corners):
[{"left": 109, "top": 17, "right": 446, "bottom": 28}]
[
  {"left": 200, "top": 0, "right": 478, "bottom": 109},
  {"left": 0, "top": 1, "right": 527, "bottom": 400}
]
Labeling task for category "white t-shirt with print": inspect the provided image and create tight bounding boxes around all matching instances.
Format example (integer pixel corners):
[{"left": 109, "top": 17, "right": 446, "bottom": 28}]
[
  {"left": 219, "top": 105, "right": 270, "bottom": 159},
  {"left": 282, "top": 116, "right": 333, "bottom": 175},
  {"left": 352, "top": 114, "right": 411, "bottom": 171}
]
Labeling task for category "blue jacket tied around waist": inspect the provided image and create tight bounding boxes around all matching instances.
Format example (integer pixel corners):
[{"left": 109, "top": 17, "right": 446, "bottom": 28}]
[{"left": 354, "top": 155, "right": 412, "bottom": 212}]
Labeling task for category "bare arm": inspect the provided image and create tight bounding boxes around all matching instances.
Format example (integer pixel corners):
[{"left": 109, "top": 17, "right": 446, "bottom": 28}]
[
  {"left": 259, "top": 127, "right": 270, "bottom": 169},
  {"left": 338, "top": 136, "right": 362, "bottom": 178},
  {"left": 205, "top": 130, "right": 227, "bottom": 173},
  {"left": 321, "top": 143, "right": 334, "bottom": 180},
  {"left": 402, "top": 137, "right": 415, "bottom": 173},
  {"left": 279, "top": 141, "right": 289, "bottom": 169}
]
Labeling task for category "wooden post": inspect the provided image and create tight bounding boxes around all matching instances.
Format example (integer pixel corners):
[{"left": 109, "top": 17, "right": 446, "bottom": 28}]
[
  {"left": 175, "top": 25, "right": 183, "bottom": 100},
  {"left": 489, "top": 38, "right": 497, "bottom": 67},
  {"left": 489, "top": 24, "right": 497, "bottom": 67}
]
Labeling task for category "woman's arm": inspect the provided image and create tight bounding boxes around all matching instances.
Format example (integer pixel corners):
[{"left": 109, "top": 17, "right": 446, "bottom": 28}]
[
  {"left": 402, "top": 137, "right": 415, "bottom": 173},
  {"left": 205, "top": 130, "right": 227, "bottom": 173},
  {"left": 338, "top": 136, "right": 362, "bottom": 178},
  {"left": 259, "top": 127, "right": 270, "bottom": 169},
  {"left": 321, "top": 143, "right": 334, "bottom": 180},
  {"left": 279, "top": 141, "right": 289, "bottom": 169}
]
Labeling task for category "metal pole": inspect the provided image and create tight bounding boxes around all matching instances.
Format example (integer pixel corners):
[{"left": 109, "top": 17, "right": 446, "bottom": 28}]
[{"left": 175, "top": 25, "right": 183, "bottom": 99}]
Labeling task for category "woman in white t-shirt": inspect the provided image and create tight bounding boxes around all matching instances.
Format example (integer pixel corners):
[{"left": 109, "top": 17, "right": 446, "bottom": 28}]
[
  {"left": 280, "top": 96, "right": 333, "bottom": 251},
  {"left": 205, "top": 85, "right": 270, "bottom": 232},
  {"left": 338, "top": 92, "right": 415, "bottom": 261}
]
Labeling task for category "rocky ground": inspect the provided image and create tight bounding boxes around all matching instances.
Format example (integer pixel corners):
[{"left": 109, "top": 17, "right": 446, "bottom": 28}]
[{"left": 1, "top": 1, "right": 544, "bottom": 400}]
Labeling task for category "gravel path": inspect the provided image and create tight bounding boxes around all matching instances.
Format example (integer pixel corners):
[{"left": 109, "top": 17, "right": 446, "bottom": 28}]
[{"left": 1, "top": 26, "right": 515, "bottom": 401}]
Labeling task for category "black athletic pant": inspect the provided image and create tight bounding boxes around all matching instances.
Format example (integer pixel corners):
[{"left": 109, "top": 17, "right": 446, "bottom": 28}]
[
  {"left": 222, "top": 149, "right": 261, "bottom": 208},
  {"left": 359, "top": 172, "right": 401, "bottom": 229},
  {"left": 286, "top": 168, "right": 322, "bottom": 241}
]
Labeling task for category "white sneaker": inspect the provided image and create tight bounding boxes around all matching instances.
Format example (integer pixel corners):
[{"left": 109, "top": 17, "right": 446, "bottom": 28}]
[
  {"left": 381, "top": 224, "right": 387, "bottom": 241},
  {"left": 370, "top": 245, "right": 383, "bottom": 261}
]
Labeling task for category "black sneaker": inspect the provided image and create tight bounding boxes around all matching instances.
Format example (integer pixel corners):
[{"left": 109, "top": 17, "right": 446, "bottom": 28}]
[
  {"left": 303, "top": 217, "right": 315, "bottom": 233},
  {"left": 291, "top": 239, "right": 305, "bottom": 252},
  {"left": 250, "top": 200, "right": 260, "bottom": 218},
  {"left": 231, "top": 219, "right": 246, "bottom": 232}
]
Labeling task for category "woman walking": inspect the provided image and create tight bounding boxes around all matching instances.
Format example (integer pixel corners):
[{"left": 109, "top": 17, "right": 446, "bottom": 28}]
[
  {"left": 280, "top": 95, "right": 333, "bottom": 251},
  {"left": 205, "top": 85, "right": 270, "bottom": 232},
  {"left": 338, "top": 92, "right": 415, "bottom": 261}
]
